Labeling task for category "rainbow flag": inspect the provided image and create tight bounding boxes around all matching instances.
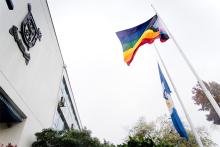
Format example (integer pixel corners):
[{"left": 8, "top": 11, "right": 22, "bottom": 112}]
[{"left": 116, "top": 15, "right": 169, "bottom": 65}]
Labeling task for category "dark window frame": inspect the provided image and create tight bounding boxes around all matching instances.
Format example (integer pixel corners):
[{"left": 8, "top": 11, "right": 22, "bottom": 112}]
[
  {"left": 57, "top": 106, "right": 69, "bottom": 130},
  {"left": 5, "top": 0, "right": 14, "bottom": 10},
  {"left": 62, "top": 78, "right": 81, "bottom": 128}
]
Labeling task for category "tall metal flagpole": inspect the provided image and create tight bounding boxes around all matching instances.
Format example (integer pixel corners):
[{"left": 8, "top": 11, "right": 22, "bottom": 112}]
[
  {"left": 153, "top": 44, "right": 204, "bottom": 147},
  {"left": 150, "top": 4, "right": 220, "bottom": 119}
]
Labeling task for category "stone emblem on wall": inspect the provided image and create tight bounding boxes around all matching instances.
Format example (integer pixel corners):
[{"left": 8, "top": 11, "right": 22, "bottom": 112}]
[{"left": 9, "top": 3, "right": 42, "bottom": 65}]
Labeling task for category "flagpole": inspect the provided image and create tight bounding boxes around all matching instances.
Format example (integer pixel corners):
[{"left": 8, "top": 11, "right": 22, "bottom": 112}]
[
  {"left": 150, "top": 4, "right": 220, "bottom": 119},
  {"left": 154, "top": 44, "right": 204, "bottom": 147}
]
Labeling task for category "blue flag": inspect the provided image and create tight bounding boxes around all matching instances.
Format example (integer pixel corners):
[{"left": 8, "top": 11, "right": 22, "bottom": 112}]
[{"left": 158, "top": 64, "right": 189, "bottom": 140}]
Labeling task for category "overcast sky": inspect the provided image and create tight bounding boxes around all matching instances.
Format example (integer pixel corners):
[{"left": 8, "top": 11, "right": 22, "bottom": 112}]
[{"left": 47, "top": 0, "right": 220, "bottom": 145}]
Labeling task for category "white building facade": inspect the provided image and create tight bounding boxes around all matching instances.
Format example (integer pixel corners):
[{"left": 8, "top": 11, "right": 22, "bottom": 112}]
[{"left": 0, "top": 0, "right": 82, "bottom": 146}]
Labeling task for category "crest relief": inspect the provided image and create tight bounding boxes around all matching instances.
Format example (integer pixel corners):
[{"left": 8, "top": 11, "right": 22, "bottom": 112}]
[
  {"left": 20, "top": 4, "right": 42, "bottom": 50},
  {"left": 9, "top": 3, "right": 42, "bottom": 65}
]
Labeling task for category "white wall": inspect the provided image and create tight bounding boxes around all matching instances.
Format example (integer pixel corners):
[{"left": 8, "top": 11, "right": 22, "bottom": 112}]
[{"left": 0, "top": 0, "right": 67, "bottom": 146}]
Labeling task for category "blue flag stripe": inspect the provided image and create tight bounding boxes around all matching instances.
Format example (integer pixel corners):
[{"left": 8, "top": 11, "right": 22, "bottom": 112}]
[
  {"left": 158, "top": 64, "right": 189, "bottom": 140},
  {"left": 158, "top": 64, "right": 171, "bottom": 98},
  {"left": 171, "top": 108, "right": 189, "bottom": 140}
]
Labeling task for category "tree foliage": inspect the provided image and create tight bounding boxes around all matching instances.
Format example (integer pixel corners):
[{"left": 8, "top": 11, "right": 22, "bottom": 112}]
[
  {"left": 32, "top": 128, "right": 115, "bottom": 147},
  {"left": 32, "top": 116, "right": 216, "bottom": 147},
  {"left": 192, "top": 81, "right": 220, "bottom": 124},
  {"left": 118, "top": 116, "right": 216, "bottom": 147}
]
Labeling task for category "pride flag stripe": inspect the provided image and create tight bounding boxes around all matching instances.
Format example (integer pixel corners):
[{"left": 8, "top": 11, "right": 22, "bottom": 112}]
[{"left": 116, "top": 15, "right": 169, "bottom": 65}]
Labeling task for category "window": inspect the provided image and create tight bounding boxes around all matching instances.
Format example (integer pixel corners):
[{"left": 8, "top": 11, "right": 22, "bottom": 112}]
[
  {"left": 52, "top": 111, "right": 65, "bottom": 130},
  {"left": 53, "top": 77, "right": 80, "bottom": 130},
  {"left": 53, "top": 105, "right": 69, "bottom": 130}
]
